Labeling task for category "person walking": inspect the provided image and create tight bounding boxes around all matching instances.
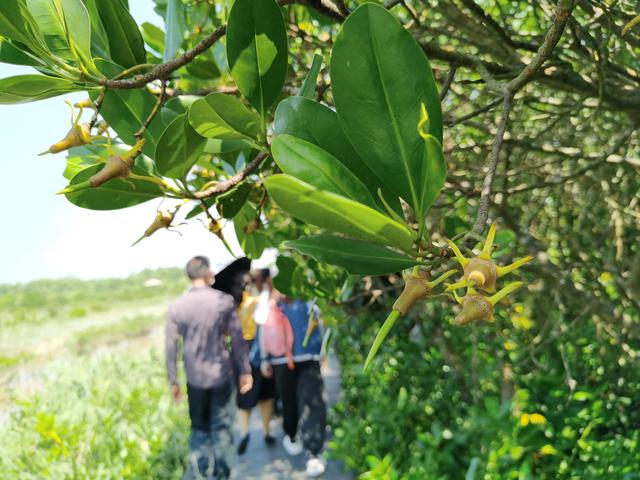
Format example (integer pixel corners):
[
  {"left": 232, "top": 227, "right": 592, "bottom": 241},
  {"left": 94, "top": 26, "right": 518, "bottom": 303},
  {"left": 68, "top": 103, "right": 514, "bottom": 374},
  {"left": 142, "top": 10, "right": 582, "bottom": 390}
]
[
  {"left": 165, "top": 256, "right": 253, "bottom": 480},
  {"left": 262, "top": 296, "right": 327, "bottom": 477},
  {"left": 235, "top": 269, "right": 277, "bottom": 454}
]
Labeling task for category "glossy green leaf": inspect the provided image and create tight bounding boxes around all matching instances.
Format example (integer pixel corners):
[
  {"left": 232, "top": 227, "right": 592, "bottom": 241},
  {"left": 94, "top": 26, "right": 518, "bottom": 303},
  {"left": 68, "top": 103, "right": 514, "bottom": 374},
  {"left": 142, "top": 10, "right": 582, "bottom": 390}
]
[
  {"left": 218, "top": 183, "right": 251, "bottom": 219},
  {"left": 141, "top": 21, "right": 164, "bottom": 54},
  {"left": 185, "top": 58, "right": 221, "bottom": 80},
  {"left": 0, "top": 74, "right": 81, "bottom": 104},
  {"left": 286, "top": 234, "right": 420, "bottom": 275},
  {"left": 264, "top": 174, "right": 416, "bottom": 253},
  {"left": 273, "top": 96, "right": 402, "bottom": 216},
  {"left": 0, "top": 40, "right": 42, "bottom": 66},
  {"left": 0, "top": 1, "right": 47, "bottom": 53},
  {"left": 273, "top": 255, "right": 302, "bottom": 298},
  {"left": 64, "top": 163, "right": 164, "bottom": 210},
  {"left": 234, "top": 203, "right": 268, "bottom": 258},
  {"left": 203, "top": 139, "right": 251, "bottom": 155},
  {"left": 419, "top": 135, "right": 447, "bottom": 216},
  {"left": 188, "top": 93, "right": 262, "bottom": 142},
  {"left": 272, "top": 134, "right": 377, "bottom": 208},
  {"left": 226, "top": 0, "right": 288, "bottom": 117},
  {"left": 163, "top": 0, "right": 184, "bottom": 62},
  {"left": 331, "top": 3, "right": 442, "bottom": 216},
  {"left": 155, "top": 113, "right": 206, "bottom": 179},
  {"left": 299, "top": 53, "right": 322, "bottom": 98},
  {"left": 26, "top": 0, "right": 73, "bottom": 60},
  {"left": 57, "top": 0, "right": 95, "bottom": 70},
  {"left": 94, "top": 0, "right": 145, "bottom": 68},
  {"left": 82, "top": 0, "right": 111, "bottom": 58}
]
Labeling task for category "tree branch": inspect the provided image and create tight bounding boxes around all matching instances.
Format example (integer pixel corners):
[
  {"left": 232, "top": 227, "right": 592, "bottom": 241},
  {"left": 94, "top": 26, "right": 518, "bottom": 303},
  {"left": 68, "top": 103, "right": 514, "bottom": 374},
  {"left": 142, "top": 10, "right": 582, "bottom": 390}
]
[
  {"left": 99, "top": 0, "right": 344, "bottom": 90},
  {"left": 469, "top": 0, "right": 575, "bottom": 237},
  {"left": 194, "top": 152, "right": 270, "bottom": 199}
]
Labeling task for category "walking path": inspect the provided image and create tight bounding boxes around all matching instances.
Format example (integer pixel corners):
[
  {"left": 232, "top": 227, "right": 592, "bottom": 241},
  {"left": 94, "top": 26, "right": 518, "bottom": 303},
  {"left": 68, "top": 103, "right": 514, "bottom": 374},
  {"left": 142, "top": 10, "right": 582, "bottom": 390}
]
[{"left": 231, "top": 354, "right": 353, "bottom": 479}]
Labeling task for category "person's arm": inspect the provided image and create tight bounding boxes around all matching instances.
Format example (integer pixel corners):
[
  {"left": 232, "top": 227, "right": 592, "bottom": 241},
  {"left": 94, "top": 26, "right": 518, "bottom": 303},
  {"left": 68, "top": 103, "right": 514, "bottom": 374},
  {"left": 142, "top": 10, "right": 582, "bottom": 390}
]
[
  {"left": 165, "top": 305, "right": 179, "bottom": 386},
  {"left": 227, "top": 305, "right": 253, "bottom": 393}
]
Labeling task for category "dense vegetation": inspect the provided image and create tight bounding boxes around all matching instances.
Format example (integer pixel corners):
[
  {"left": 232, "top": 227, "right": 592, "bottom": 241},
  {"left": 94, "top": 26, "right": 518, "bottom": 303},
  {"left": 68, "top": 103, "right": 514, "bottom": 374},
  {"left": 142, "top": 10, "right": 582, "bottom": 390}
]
[
  {"left": 0, "top": 272, "right": 190, "bottom": 479},
  {"left": 1, "top": 0, "right": 640, "bottom": 478}
]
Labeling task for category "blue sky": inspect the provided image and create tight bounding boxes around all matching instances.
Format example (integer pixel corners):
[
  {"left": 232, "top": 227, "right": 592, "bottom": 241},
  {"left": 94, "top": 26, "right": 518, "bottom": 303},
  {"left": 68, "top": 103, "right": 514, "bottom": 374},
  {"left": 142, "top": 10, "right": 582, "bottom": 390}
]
[{"left": 0, "top": 1, "right": 274, "bottom": 284}]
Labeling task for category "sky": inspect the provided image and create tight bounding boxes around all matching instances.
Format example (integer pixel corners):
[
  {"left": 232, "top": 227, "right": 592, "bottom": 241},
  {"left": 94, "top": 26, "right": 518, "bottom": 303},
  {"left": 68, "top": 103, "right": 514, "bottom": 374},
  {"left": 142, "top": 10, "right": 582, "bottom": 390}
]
[{"left": 0, "top": 1, "right": 275, "bottom": 284}]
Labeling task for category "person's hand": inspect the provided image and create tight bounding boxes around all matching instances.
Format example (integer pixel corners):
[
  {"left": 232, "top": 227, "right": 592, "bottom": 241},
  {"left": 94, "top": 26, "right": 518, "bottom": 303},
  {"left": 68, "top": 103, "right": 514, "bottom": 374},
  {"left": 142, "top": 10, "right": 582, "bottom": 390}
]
[
  {"left": 260, "top": 361, "right": 273, "bottom": 378},
  {"left": 171, "top": 384, "right": 182, "bottom": 404},
  {"left": 239, "top": 373, "right": 253, "bottom": 394}
]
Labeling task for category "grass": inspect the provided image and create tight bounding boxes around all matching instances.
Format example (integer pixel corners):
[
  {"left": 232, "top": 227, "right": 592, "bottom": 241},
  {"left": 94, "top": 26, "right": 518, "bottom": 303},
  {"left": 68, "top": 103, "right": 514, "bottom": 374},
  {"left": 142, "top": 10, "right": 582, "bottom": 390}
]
[{"left": 0, "top": 350, "right": 190, "bottom": 480}]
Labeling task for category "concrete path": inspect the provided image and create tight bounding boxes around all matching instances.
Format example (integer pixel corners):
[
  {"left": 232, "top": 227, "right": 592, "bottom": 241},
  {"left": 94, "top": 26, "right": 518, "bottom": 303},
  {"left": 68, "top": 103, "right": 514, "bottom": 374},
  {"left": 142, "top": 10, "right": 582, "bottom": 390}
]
[{"left": 231, "top": 354, "right": 353, "bottom": 480}]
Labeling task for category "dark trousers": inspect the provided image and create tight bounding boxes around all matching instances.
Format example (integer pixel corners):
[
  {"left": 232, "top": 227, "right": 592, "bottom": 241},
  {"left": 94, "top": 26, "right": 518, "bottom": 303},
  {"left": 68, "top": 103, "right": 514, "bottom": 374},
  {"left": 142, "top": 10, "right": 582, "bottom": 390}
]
[
  {"left": 273, "top": 360, "right": 327, "bottom": 455},
  {"left": 185, "top": 381, "right": 235, "bottom": 480}
]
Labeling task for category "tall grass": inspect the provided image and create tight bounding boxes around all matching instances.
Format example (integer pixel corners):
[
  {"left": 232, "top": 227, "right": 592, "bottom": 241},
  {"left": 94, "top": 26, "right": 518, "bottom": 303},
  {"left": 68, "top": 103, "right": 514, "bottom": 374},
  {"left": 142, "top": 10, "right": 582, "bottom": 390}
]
[{"left": 0, "top": 351, "right": 189, "bottom": 480}]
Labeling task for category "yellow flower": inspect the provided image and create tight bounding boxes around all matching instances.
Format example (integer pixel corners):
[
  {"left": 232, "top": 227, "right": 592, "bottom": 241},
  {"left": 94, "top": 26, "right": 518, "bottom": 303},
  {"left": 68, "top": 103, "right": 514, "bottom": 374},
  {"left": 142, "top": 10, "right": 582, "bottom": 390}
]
[
  {"left": 530, "top": 413, "right": 546, "bottom": 425},
  {"left": 539, "top": 444, "right": 557, "bottom": 456},
  {"left": 519, "top": 414, "right": 530, "bottom": 426},
  {"left": 514, "top": 304, "right": 525, "bottom": 314}
]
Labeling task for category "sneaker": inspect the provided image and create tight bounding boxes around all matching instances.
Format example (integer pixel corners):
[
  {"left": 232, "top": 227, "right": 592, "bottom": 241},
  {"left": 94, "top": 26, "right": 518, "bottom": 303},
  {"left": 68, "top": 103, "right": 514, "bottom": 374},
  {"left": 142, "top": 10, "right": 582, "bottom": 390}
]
[
  {"left": 305, "top": 455, "right": 327, "bottom": 477},
  {"left": 264, "top": 434, "right": 276, "bottom": 446},
  {"left": 237, "top": 433, "right": 250, "bottom": 455},
  {"left": 282, "top": 435, "right": 303, "bottom": 456}
]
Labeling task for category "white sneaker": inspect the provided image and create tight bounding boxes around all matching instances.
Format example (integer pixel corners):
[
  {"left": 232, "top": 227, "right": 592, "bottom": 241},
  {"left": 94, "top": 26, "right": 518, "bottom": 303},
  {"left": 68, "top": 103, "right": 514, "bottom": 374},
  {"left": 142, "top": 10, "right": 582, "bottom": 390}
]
[
  {"left": 306, "top": 455, "right": 327, "bottom": 477},
  {"left": 282, "top": 435, "right": 304, "bottom": 456}
]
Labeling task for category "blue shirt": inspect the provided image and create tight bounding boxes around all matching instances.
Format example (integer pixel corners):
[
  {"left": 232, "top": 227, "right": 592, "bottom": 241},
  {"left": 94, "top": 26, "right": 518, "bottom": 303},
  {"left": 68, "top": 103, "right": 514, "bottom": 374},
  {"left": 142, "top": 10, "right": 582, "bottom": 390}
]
[{"left": 269, "top": 300, "right": 322, "bottom": 365}]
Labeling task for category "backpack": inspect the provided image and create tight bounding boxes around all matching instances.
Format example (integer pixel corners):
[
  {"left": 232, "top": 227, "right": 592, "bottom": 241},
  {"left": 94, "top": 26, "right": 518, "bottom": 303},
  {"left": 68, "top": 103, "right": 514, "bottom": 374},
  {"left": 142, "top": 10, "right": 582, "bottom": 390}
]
[{"left": 261, "top": 300, "right": 294, "bottom": 369}]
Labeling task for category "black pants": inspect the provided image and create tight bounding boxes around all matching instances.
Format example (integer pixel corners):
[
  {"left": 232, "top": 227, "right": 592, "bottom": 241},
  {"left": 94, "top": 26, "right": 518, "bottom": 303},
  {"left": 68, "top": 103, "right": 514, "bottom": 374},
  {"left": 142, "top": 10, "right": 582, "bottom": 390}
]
[
  {"left": 185, "top": 381, "right": 235, "bottom": 480},
  {"left": 273, "top": 360, "right": 326, "bottom": 455}
]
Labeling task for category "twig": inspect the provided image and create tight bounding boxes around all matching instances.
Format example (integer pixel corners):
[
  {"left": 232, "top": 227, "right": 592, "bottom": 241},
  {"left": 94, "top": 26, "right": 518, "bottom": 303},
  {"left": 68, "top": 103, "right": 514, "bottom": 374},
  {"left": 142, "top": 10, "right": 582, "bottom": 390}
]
[
  {"left": 134, "top": 81, "right": 168, "bottom": 140},
  {"left": 469, "top": 0, "right": 575, "bottom": 237},
  {"left": 99, "top": 0, "right": 344, "bottom": 90},
  {"left": 88, "top": 89, "right": 106, "bottom": 130},
  {"left": 439, "top": 64, "right": 458, "bottom": 101},
  {"left": 194, "top": 152, "right": 270, "bottom": 199}
]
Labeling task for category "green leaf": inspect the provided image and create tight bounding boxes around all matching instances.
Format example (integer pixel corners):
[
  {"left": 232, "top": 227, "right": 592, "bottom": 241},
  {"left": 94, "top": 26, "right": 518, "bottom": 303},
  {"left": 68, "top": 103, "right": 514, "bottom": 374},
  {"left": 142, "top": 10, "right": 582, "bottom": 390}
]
[
  {"left": 141, "top": 21, "right": 164, "bottom": 54},
  {"left": 63, "top": 143, "right": 108, "bottom": 179},
  {"left": 0, "top": 74, "right": 81, "bottom": 104},
  {"left": 299, "top": 53, "right": 322, "bottom": 98},
  {"left": 226, "top": 0, "right": 288, "bottom": 117},
  {"left": 273, "top": 96, "right": 402, "bottom": 216},
  {"left": 185, "top": 58, "right": 221, "bottom": 80},
  {"left": 94, "top": 0, "right": 146, "bottom": 68},
  {"left": 218, "top": 183, "right": 251, "bottom": 219},
  {"left": 188, "top": 93, "right": 262, "bottom": 142},
  {"left": 234, "top": 203, "right": 268, "bottom": 258},
  {"left": 163, "top": 0, "right": 184, "bottom": 62},
  {"left": 0, "top": 40, "right": 42, "bottom": 66},
  {"left": 64, "top": 163, "right": 164, "bottom": 210},
  {"left": 203, "top": 138, "right": 251, "bottom": 155},
  {"left": 26, "top": 0, "right": 73, "bottom": 60},
  {"left": 57, "top": 0, "right": 96, "bottom": 71},
  {"left": 331, "top": 3, "right": 443, "bottom": 217},
  {"left": 155, "top": 113, "right": 206, "bottom": 179},
  {"left": 82, "top": 0, "right": 111, "bottom": 58},
  {"left": 272, "top": 134, "right": 377, "bottom": 208},
  {"left": 0, "top": 1, "right": 50, "bottom": 57},
  {"left": 286, "top": 234, "right": 420, "bottom": 275},
  {"left": 273, "top": 255, "right": 301, "bottom": 298},
  {"left": 419, "top": 135, "right": 447, "bottom": 216},
  {"left": 264, "top": 174, "right": 416, "bottom": 253}
]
